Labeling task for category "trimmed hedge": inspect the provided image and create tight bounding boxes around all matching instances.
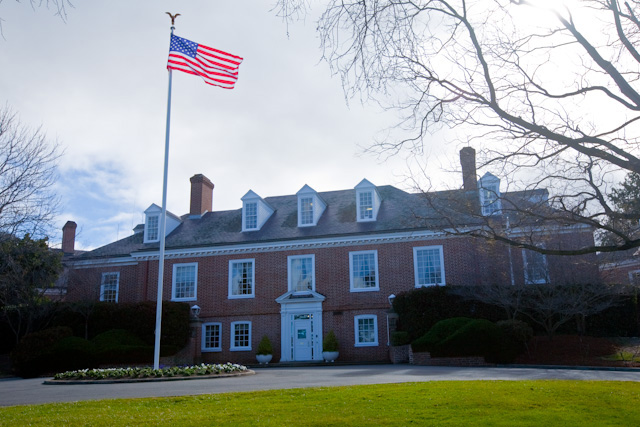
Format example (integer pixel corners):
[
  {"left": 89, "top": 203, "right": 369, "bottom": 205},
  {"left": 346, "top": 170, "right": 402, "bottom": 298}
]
[
  {"left": 390, "top": 331, "right": 411, "bottom": 346},
  {"left": 48, "top": 336, "right": 98, "bottom": 373},
  {"left": 92, "top": 329, "right": 153, "bottom": 365},
  {"left": 10, "top": 326, "right": 74, "bottom": 378},
  {"left": 412, "top": 318, "right": 474, "bottom": 353},
  {"left": 411, "top": 317, "right": 526, "bottom": 363},
  {"left": 51, "top": 301, "right": 191, "bottom": 351},
  {"left": 393, "top": 287, "right": 505, "bottom": 342}
]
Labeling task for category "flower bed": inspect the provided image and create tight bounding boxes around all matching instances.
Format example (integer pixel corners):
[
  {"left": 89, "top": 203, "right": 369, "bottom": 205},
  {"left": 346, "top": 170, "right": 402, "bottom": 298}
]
[{"left": 52, "top": 363, "right": 248, "bottom": 381}]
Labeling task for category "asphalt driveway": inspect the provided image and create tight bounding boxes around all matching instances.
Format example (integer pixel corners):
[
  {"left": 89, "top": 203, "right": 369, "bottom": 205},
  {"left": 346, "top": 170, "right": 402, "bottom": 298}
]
[{"left": 1, "top": 364, "right": 640, "bottom": 407}]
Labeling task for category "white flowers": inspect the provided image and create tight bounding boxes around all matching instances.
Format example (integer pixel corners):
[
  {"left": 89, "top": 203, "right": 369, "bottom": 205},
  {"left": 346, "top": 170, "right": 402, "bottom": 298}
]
[{"left": 53, "top": 363, "right": 248, "bottom": 380}]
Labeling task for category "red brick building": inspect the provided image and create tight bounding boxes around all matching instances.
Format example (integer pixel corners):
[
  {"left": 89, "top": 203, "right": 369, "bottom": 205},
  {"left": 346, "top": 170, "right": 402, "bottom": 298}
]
[{"left": 64, "top": 149, "right": 598, "bottom": 364}]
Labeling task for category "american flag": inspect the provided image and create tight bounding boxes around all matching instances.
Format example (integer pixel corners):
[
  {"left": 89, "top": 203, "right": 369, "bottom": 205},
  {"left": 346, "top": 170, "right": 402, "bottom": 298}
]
[{"left": 167, "top": 34, "right": 243, "bottom": 89}]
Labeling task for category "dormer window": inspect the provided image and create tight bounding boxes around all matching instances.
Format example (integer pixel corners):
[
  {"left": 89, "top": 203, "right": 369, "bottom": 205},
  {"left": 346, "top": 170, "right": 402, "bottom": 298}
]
[
  {"left": 244, "top": 202, "right": 258, "bottom": 230},
  {"left": 300, "top": 197, "right": 314, "bottom": 225},
  {"left": 296, "top": 185, "right": 326, "bottom": 227},
  {"left": 355, "top": 179, "right": 381, "bottom": 222},
  {"left": 143, "top": 204, "right": 182, "bottom": 243},
  {"left": 146, "top": 215, "right": 159, "bottom": 242},
  {"left": 479, "top": 173, "right": 501, "bottom": 216},
  {"left": 359, "top": 192, "right": 373, "bottom": 219},
  {"left": 241, "top": 190, "right": 274, "bottom": 232}
]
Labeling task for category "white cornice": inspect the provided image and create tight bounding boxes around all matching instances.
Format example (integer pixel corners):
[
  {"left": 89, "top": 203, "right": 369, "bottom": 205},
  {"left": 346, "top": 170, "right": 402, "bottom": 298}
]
[
  {"left": 68, "top": 257, "right": 138, "bottom": 269},
  {"left": 131, "top": 230, "right": 451, "bottom": 261},
  {"left": 68, "top": 223, "right": 593, "bottom": 266}
]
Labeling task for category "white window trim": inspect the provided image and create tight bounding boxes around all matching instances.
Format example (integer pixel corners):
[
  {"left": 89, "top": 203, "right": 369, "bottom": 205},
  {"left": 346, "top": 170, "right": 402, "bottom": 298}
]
[
  {"left": 242, "top": 201, "right": 258, "bottom": 231},
  {"left": 356, "top": 190, "right": 376, "bottom": 222},
  {"left": 201, "top": 322, "right": 222, "bottom": 352},
  {"left": 144, "top": 214, "right": 160, "bottom": 243},
  {"left": 228, "top": 258, "right": 255, "bottom": 299},
  {"left": 522, "top": 249, "right": 550, "bottom": 285},
  {"left": 354, "top": 315, "right": 379, "bottom": 347},
  {"left": 479, "top": 174, "right": 502, "bottom": 216},
  {"left": 413, "top": 245, "right": 446, "bottom": 287},
  {"left": 230, "top": 321, "right": 252, "bottom": 351},
  {"left": 298, "top": 196, "right": 315, "bottom": 227},
  {"left": 288, "top": 254, "right": 316, "bottom": 293},
  {"left": 349, "top": 250, "right": 380, "bottom": 292},
  {"left": 99, "top": 272, "right": 119, "bottom": 302},
  {"left": 171, "top": 262, "right": 198, "bottom": 301}
]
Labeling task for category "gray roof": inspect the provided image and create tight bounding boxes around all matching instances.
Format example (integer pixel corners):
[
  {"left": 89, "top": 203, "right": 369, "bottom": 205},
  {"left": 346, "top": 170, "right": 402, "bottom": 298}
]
[{"left": 73, "top": 185, "right": 541, "bottom": 260}]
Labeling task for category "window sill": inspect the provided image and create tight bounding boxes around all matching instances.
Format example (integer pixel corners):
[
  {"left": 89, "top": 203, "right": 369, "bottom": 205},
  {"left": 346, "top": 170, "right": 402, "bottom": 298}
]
[
  {"left": 350, "top": 287, "right": 380, "bottom": 293},
  {"left": 228, "top": 294, "right": 255, "bottom": 300}
]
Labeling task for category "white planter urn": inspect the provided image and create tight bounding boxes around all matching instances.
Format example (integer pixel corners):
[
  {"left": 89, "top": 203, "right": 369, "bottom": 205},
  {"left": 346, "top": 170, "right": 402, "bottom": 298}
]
[
  {"left": 322, "top": 351, "right": 339, "bottom": 362},
  {"left": 256, "top": 354, "right": 273, "bottom": 364}
]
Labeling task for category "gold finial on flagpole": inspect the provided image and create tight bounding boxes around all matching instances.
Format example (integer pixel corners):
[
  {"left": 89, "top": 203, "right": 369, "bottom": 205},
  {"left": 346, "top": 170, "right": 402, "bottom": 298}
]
[{"left": 166, "top": 12, "right": 180, "bottom": 27}]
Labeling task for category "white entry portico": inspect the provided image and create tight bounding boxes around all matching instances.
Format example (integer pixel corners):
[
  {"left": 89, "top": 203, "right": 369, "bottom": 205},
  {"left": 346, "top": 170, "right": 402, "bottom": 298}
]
[{"left": 276, "top": 291, "right": 325, "bottom": 362}]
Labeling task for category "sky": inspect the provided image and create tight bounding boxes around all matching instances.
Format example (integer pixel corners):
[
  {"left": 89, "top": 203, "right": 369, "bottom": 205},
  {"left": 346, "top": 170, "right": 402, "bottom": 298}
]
[{"left": 0, "top": 1, "right": 454, "bottom": 250}]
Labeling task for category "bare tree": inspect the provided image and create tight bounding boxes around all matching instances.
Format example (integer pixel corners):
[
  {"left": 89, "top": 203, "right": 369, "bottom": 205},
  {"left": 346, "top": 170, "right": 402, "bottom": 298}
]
[
  {"left": 0, "top": 105, "right": 60, "bottom": 238},
  {"left": 275, "top": 0, "right": 640, "bottom": 255},
  {"left": 456, "top": 282, "right": 623, "bottom": 338},
  {"left": 1, "top": 0, "right": 73, "bottom": 21}
]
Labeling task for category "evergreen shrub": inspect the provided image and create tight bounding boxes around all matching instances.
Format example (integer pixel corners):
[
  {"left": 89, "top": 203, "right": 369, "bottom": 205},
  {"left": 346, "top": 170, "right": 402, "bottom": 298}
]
[
  {"left": 392, "top": 286, "right": 504, "bottom": 341},
  {"left": 412, "top": 318, "right": 506, "bottom": 362},
  {"left": 257, "top": 336, "right": 273, "bottom": 355},
  {"left": 411, "top": 317, "right": 474, "bottom": 353},
  {"left": 49, "top": 336, "right": 98, "bottom": 373},
  {"left": 391, "top": 331, "right": 411, "bottom": 346},
  {"left": 323, "top": 330, "right": 339, "bottom": 352},
  {"left": 92, "top": 329, "right": 153, "bottom": 365},
  {"left": 10, "top": 326, "right": 73, "bottom": 378}
]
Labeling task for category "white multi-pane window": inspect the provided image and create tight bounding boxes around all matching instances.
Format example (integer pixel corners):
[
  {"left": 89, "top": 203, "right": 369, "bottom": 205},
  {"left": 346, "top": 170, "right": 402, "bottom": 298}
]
[
  {"left": 231, "top": 321, "right": 251, "bottom": 351},
  {"left": 413, "top": 246, "right": 446, "bottom": 287},
  {"left": 146, "top": 215, "right": 159, "bottom": 241},
  {"left": 300, "top": 197, "right": 314, "bottom": 225},
  {"left": 244, "top": 202, "right": 258, "bottom": 230},
  {"left": 229, "top": 259, "right": 255, "bottom": 298},
  {"left": 350, "top": 250, "right": 379, "bottom": 292},
  {"left": 354, "top": 315, "right": 378, "bottom": 347},
  {"left": 288, "top": 255, "right": 315, "bottom": 292},
  {"left": 100, "top": 272, "right": 119, "bottom": 302},
  {"left": 480, "top": 184, "right": 500, "bottom": 215},
  {"left": 359, "top": 191, "right": 374, "bottom": 220},
  {"left": 523, "top": 249, "right": 550, "bottom": 284},
  {"left": 479, "top": 173, "right": 502, "bottom": 216},
  {"left": 172, "top": 263, "right": 197, "bottom": 301},
  {"left": 202, "top": 323, "right": 222, "bottom": 352}
]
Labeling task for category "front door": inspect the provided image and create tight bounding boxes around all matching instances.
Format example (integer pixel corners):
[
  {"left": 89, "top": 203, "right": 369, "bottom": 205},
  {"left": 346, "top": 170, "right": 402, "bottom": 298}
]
[{"left": 293, "top": 316, "right": 313, "bottom": 361}]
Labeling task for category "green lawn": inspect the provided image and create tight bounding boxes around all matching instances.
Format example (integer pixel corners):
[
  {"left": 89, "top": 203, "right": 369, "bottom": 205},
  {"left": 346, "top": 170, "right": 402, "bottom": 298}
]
[{"left": 1, "top": 381, "right": 639, "bottom": 426}]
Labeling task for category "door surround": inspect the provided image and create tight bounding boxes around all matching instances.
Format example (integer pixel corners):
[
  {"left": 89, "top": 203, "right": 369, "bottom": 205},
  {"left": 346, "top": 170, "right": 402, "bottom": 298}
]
[{"left": 276, "top": 290, "right": 325, "bottom": 362}]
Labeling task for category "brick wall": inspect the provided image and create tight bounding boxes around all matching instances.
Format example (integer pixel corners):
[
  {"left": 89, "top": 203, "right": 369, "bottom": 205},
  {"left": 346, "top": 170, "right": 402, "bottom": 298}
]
[{"left": 67, "top": 231, "right": 599, "bottom": 363}]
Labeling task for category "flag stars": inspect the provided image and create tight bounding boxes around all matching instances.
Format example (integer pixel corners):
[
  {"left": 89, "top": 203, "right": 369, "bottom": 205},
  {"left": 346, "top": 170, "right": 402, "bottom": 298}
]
[{"left": 170, "top": 35, "right": 198, "bottom": 58}]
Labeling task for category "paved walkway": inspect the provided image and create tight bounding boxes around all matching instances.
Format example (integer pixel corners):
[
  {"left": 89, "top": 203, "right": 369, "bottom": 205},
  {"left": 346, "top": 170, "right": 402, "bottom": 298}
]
[{"left": 1, "top": 364, "right": 640, "bottom": 407}]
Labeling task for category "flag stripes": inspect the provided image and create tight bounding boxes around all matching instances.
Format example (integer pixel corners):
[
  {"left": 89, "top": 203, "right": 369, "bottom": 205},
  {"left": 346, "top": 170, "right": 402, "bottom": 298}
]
[{"left": 167, "top": 34, "right": 243, "bottom": 89}]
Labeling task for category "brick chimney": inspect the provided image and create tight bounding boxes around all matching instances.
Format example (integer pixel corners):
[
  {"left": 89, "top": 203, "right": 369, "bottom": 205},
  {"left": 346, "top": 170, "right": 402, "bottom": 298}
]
[
  {"left": 190, "top": 174, "right": 214, "bottom": 216},
  {"left": 459, "top": 147, "right": 478, "bottom": 191},
  {"left": 62, "top": 221, "right": 77, "bottom": 254}
]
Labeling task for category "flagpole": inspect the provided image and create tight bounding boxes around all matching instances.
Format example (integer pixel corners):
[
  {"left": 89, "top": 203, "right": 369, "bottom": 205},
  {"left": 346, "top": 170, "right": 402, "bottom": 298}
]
[{"left": 153, "top": 16, "right": 177, "bottom": 371}]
